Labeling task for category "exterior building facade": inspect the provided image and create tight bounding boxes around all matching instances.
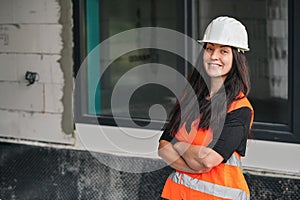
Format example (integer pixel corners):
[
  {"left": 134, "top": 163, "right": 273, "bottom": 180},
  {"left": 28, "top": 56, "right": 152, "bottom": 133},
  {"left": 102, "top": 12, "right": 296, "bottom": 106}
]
[{"left": 0, "top": 0, "right": 300, "bottom": 199}]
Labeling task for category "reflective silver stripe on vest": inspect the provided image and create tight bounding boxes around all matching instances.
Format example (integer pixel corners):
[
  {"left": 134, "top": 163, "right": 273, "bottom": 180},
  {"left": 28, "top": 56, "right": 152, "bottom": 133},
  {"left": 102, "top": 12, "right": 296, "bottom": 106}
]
[
  {"left": 226, "top": 153, "right": 242, "bottom": 168},
  {"left": 169, "top": 172, "right": 250, "bottom": 200}
]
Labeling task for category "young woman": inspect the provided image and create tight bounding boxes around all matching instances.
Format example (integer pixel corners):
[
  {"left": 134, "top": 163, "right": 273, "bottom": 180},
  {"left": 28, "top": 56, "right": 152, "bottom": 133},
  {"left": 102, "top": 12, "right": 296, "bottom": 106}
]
[{"left": 158, "top": 16, "right": 254, "bottom": 200}]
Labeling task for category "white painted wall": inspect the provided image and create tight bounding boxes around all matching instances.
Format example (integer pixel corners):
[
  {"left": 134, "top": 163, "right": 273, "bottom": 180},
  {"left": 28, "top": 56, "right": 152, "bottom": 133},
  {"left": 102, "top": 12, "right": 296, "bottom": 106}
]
[{"left": 0, "top": 0, "right": 74, "bottom": 144}]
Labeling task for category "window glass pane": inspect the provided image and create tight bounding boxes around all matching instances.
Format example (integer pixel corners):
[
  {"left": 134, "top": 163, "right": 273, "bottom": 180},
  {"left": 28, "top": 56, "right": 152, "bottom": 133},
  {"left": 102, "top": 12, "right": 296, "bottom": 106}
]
[
  {"left": 198, "top": 0, "right": 289, "bottom": 124},
  {"left": 86, "top": 0, "right": 185, "bottom": 120},
  {"left": 85, "top": 0, "right": 289, "bottom": 125},
  {"left": 100, "top": 49, "right": 185, "bottom": 120}
]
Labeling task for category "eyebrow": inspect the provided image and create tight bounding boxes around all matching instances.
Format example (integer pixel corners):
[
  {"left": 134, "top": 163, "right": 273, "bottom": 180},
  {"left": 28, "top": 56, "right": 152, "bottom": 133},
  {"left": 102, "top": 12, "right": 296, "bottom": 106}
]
[{"left": 207, "top": 43, "right": 231, "bottom": 48}]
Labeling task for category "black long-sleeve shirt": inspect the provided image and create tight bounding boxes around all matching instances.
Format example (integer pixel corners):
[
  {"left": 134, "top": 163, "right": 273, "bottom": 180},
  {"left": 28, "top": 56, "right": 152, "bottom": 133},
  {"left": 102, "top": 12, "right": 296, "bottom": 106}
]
[{"left": 159, "top": 107, "right": 252, "bottom": 162}]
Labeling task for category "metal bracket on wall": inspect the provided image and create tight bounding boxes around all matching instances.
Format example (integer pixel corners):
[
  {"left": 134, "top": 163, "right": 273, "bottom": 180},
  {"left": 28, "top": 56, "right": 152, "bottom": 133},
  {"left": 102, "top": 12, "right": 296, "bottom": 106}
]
[{"left": 25, "top": 71, "right": 39, "bottom": 86}]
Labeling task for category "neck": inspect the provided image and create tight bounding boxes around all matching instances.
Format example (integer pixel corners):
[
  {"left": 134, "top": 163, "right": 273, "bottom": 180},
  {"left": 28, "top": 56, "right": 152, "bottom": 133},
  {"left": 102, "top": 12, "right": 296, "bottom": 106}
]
[{"left": 210, "top": 76, "right": 226, "bottom": 96}]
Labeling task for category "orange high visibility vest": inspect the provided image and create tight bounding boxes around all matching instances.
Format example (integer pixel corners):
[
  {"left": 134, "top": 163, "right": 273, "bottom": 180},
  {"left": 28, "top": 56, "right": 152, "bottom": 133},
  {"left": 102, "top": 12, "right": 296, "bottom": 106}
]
[{"left": 161, "top": 93, "right": 254, "bottom": 200}]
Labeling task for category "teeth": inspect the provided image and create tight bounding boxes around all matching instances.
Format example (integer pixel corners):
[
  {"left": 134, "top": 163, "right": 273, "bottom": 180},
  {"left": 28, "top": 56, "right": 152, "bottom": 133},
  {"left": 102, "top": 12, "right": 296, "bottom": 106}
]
[{"left": 209, "top": 63, "right": 221, "bottom": 67}]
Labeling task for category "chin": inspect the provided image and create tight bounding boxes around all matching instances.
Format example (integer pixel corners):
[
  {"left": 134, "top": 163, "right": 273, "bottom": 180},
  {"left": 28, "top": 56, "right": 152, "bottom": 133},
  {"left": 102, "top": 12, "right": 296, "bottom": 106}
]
[{"left": 206, "top": 71, "right": 223, "bottom": 78}]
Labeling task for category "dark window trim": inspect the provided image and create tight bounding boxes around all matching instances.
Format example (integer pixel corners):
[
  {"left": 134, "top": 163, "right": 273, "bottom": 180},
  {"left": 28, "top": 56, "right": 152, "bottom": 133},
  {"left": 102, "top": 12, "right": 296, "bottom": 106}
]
[
  {"left": 73, "top": 0, "right": 300, "bottom": 144},
  {"left": 292, "top": 0, "right": 300, "bottom": 142}
]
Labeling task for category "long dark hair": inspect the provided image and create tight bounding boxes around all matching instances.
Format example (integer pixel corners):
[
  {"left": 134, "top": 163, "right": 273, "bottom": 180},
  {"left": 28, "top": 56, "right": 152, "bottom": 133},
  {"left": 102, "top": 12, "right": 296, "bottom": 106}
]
[{"left": 166, "top": 45, "right": 250, "bottom": 137}]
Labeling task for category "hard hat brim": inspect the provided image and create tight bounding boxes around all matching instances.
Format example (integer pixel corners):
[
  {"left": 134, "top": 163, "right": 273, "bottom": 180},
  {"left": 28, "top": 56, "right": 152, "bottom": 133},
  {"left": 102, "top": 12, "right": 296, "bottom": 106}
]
[{"left": 197, "top": 39, "right": 250, "bottom": 52}]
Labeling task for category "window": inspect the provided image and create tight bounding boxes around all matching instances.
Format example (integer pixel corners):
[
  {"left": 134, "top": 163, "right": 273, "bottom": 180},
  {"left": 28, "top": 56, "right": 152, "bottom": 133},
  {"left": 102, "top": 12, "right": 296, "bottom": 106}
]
[
  {"left": 73, "top": 0, "right": 300, "bottom": 143},
  {"left": 94, "top": 0, "right": 185, "bottom": 120},
  {"left": 196, "top": 0, "right": 294, "bottom": 142},
  {"left": 74, "top": 0, "right": 194, "bottom": 129}
]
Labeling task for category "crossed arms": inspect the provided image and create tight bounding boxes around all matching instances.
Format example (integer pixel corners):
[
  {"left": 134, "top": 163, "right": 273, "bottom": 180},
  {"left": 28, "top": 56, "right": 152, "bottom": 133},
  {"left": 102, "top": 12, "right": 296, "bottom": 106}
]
[{"left": 158, "top": 140, "right": 223, "bottom": 173}]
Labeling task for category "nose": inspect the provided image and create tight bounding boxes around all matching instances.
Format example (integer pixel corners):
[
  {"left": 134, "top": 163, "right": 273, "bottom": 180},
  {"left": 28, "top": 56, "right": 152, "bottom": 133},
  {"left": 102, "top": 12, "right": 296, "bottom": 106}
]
[{"left": 210, "top": 49, "right": 220, "bottom": 60}]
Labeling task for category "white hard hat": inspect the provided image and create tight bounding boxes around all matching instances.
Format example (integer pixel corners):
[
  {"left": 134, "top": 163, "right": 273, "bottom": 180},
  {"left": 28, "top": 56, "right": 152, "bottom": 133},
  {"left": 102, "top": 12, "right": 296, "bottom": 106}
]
[{"left": 198, "top": 16, "right": 249, "bottom": 52}]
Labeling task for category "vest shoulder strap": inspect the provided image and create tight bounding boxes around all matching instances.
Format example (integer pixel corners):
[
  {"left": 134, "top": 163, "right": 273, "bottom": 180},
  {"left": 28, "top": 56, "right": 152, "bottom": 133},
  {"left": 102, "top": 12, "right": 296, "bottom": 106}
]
[{"left": 228, "top": 93, "right": 254, "bottom": 127}]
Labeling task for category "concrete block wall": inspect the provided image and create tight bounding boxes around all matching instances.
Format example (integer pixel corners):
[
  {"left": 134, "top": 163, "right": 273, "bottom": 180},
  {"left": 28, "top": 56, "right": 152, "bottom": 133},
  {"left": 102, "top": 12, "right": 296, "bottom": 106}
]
[{"left": 0, "top": 0, "right": 74, "bottom": 144}]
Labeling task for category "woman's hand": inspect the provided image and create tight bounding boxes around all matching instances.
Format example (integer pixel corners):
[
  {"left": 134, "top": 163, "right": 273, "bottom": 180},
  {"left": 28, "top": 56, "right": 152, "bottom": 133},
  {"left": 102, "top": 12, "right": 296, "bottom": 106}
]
[
  {"left": 173, "top": 142, "right": 223, "bottom": 172},
  {"left": 158, "top": 140, "right": 208, "bottom": 174}
]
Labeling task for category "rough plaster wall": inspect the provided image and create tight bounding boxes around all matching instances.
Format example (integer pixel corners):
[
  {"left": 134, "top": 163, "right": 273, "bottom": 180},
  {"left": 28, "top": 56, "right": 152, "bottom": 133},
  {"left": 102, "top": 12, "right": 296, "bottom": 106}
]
[
  {"left": 0, "top": 0, "right": 74, "bottom": 144},
  {"left": 58, "top": 0, "right": 74, "bottom": 136}
]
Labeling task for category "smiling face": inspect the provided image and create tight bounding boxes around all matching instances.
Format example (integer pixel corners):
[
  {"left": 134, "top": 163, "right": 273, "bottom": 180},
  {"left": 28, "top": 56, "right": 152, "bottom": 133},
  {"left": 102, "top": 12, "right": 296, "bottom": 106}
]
[{"left": 203, "top": 43, "right": 233, "bottom": 79}]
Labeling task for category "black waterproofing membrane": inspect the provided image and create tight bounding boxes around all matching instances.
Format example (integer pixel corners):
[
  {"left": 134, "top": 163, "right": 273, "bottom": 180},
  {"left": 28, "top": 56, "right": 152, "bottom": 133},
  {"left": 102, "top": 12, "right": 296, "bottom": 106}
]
[{"left": 0, "top": 142, "right": 299, "bottom": 200}]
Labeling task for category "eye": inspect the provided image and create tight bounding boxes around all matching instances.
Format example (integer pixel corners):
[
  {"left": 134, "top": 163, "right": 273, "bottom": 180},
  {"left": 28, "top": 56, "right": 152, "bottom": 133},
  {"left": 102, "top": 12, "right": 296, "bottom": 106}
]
[
  {"left": 221, "top": 49, "right": 229, "bottom": 54},
  {"left": 205, "top": 47, "right": 213, "bottom": 52}
]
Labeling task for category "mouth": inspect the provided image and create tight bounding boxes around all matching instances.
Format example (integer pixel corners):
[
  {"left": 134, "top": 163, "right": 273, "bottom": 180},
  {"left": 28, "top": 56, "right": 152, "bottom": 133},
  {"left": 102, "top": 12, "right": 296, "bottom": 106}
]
[{"left": 208, "top": 63, "right": 223, "bottom": 68}]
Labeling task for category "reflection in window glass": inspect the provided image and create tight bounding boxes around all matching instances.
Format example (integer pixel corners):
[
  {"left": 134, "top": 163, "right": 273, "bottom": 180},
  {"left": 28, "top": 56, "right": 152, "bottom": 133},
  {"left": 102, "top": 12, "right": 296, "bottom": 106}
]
[
  {"left": 100, "top": 49, "right": 185, "bottom": 120},
  {"left": 86, "top": 0, "right": 185, "bottom": 121},
  {"left": 85, "top": 0, "right": 289, "bottom": 125},
  {"left": 198, "top": 0, "right": 288, "bottom": 124}
]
